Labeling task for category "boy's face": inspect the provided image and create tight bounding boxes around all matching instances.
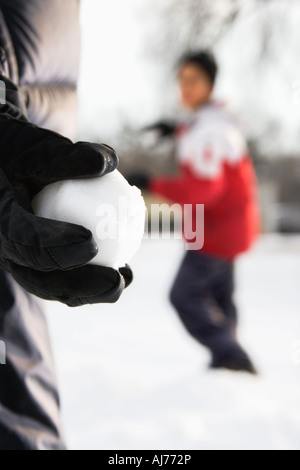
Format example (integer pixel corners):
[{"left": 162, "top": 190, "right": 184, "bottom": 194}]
[{"left": 178, "top": 64, "right": 213, "bottom": 110}]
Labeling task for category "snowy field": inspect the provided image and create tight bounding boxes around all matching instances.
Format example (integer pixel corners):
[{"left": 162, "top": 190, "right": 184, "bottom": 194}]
[{"left": 45, "top": 235, "right": 300, "bottom": 451}]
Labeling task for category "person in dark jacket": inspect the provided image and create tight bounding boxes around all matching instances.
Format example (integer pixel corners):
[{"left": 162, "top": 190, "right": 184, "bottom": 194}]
[
  {"left": 130, "top": 51, "right": 260, "bottom": 374},
  {"left": 0, "top": 0, "right": 132, "bottom": 450}
]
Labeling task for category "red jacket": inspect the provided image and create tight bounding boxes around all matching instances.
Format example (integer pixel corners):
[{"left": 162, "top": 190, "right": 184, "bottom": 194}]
[{"left": 150, "top": 103, "right": 260, "bottom": 260}]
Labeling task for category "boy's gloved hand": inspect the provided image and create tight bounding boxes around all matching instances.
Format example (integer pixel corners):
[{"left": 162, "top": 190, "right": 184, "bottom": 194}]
[
  {"left": 0, "top": 112, "right": 133, "bottom": 307},
  {"left": 142, "top": 121, "right": 176, "bottom": 138}
]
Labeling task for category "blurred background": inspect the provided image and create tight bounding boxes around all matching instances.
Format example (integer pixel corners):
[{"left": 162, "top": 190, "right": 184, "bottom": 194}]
[
  {"left": 78, "top": 0, "right": 300, "bottom": 233},
  {"left": 46, "top": 0, "right": 300, "bottom": 450}
]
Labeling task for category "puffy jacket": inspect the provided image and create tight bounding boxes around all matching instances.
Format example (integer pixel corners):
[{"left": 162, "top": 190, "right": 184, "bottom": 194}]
[
  {"left": 0, "top": 0, "right": 80, "bottom": 139},
  {"left": 150, "top": 102, "right": 260, "bottom": 260}
]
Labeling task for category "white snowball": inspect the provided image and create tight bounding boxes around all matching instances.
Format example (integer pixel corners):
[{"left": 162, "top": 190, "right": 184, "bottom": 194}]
[{"left": 32, "top": 170, "right": 146, "bottom": 269}]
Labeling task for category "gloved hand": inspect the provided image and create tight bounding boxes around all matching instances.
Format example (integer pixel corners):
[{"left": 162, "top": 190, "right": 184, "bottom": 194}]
[
  {"left": 127, "top": 173, "right": 150, "bottom": 191},
  {"left": 142, "top": 121, "right": 176, "bottom": 138},
  {"left": 0, "top": 112, "right": 133, "bottom": 307}
]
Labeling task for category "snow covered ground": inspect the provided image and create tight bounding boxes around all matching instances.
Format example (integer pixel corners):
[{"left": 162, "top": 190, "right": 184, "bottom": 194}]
[{"left": 45, "top": 235, "right": 300, "bottom": 450}]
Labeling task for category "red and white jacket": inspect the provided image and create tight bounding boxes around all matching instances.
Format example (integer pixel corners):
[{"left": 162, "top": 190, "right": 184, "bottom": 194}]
[{"left": 150, "top": 102, "right": 260, "bottom": 260}]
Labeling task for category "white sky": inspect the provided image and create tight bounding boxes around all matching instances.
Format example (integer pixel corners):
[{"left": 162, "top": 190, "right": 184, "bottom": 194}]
[{"left": 78, "top": 0, "right": 164, "bottom": 142}]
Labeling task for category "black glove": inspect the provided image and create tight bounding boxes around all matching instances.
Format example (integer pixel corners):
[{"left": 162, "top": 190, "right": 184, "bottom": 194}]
[
  {"left": 0, "top": 81, "right": 133, "bottom": 307},
  {"left": 127, "top": 174, "right": 150, "bottom": 191},
  {"left": 142, "top": 121, "right": 176, "bottom": 138}
]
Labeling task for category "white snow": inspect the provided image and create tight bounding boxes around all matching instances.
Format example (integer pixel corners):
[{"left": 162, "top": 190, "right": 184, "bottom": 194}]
[
  {"left": 45, "top": 235, "right": 300, "bottom": 450},
  {"left": 32, "top": 171, "right": 146, "bottom": 269}
]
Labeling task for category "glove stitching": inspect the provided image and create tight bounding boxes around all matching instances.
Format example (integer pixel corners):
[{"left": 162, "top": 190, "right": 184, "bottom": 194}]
[
  {"left": 1, "top": 235, "right": 83, "bottom": 271},
  {"left": 29, "top": 248, "right": 43, "bottom": 270},
  {"left": 47, "top": 247, "right": 63, "bottom": 269}
]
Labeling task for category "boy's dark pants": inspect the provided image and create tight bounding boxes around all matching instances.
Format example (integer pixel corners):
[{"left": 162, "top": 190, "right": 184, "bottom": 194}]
[{"left": 170, "top": 251, "right": 241, "bottom": 360}]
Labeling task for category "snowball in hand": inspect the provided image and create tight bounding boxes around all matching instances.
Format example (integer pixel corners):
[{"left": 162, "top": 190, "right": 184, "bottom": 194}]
[{"left": 32, "top": 171, "right": 146, "bottom": 269}]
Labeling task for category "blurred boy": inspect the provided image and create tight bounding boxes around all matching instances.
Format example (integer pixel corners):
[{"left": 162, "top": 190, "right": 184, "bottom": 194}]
[{"left": 131, "top": 51, "right": 260, "bottom": 373}]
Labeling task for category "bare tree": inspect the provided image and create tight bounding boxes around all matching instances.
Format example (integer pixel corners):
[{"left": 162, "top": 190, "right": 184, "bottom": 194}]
[{"left": 140, "top": 0, "right": 242, "bottom": 71}]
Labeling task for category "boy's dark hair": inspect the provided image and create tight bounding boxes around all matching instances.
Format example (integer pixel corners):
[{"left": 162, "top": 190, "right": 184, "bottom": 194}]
[{"left": 178, "top": 51, "right": 218, "bottom": 85}]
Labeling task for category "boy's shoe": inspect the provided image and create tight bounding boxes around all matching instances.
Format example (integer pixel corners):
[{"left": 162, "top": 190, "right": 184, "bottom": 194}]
[{"left": 210, "top": 350, "right": 258, "bottom": 375}]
